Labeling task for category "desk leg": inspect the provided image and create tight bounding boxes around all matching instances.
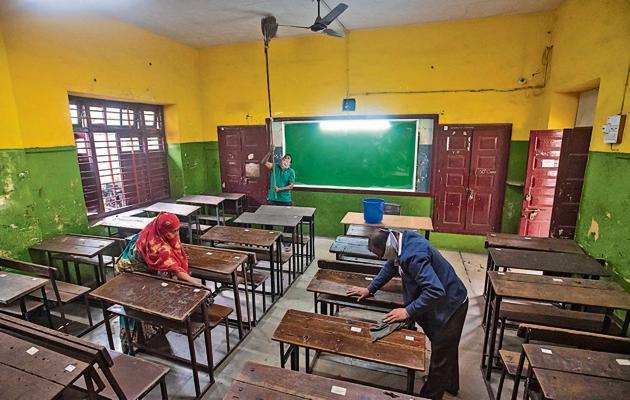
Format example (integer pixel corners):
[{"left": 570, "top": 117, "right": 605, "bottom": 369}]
[
  {"left": 424, "top": 230, "right": 430, "bottom": 240},
  {"left": 231, "top": 270, "right": 244, "bottom": 339},
  {"left": 276, "top": 239, "right": 283, "bottom": 296},
  {"left": 407, "top": 369, "right": 416, "bottom": 394},
  {"left": 98, "top": 254, "right": 106, "bottom": 284},
  {"left": 186, "top": 318, "right": 202, "bottom": 398},
  {"left": 39, "top": 287, "right": 55, "bottom": 330},
  {"left": 310, "top": 216, "right": 315, "bottom": 264},
  {"left": 200, "top": 300, "right": 215, "bottom": 383},
  {"left": 485, "top": 295, "right": 502, "bottom": 380},
  {"left": 292, "top": 228, "right": 297, "bottom": 281},
  {"left": 268, "top": 246, "right": 276, "bottom": 302},
  {"left": 19, "top": 298, "right": 29, "bottom": 321},
  {"left": 622, "top": 311, "right": 630, "bottom": 336},
  {"left": 290, "top": 345, "right": 299, "bottom": 371},
  {"left": 187, "top": 216, "right": 194, "bottom": 244},
  {"left": 241, "top": 262, "right": 252, "bottom": 331},
  {"left": 299, "top": 222, "right": 304, "bottom": 274},
  {"left": 101, "top": 302, "right": 115, "bottom": 350}
]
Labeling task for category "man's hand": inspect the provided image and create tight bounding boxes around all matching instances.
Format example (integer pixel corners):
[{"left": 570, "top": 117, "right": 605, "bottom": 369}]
[
  {"left": 383, "top": 308, "right": 409, "bottom": 323},
  {"left": 346, "top": 286, "right": 370, "bottom": 302},
  {"left": 274, "top": 186, "right": 280, "bottom": 193}
]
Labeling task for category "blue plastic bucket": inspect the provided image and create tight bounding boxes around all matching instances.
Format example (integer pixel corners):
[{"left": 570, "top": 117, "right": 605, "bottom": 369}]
[{"left": 363, "top": 198, "right": 385, "bottom": 224}]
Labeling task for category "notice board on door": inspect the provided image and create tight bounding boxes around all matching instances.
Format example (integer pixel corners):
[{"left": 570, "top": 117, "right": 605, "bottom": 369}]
[{"left": 281, "top": 118, "right": 434, "bottom": 192}]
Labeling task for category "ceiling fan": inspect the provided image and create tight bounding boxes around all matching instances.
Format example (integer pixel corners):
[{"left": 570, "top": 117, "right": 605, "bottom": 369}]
[{"left": 280, "top": 0, "right": 348, "bottom": 38}]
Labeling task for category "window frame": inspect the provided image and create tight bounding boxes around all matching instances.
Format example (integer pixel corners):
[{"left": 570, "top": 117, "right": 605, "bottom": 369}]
[{"left": 69, "top": 96, "right": 171, "bottom": 220}]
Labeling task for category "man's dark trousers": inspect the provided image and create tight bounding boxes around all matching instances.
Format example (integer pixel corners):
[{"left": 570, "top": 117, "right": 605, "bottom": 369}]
[{"left": 419, "top": 298, "right": 469, "bottom": 399}]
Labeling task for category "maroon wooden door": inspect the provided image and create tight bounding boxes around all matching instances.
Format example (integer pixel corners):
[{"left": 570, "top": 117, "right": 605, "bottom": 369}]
[
  {"left": 217, "top": 125, "right": 270, "bottom": 208},
  {"left": 433, "top": 124, "right": 511, "bottom": 234},
  {"left": 550, "top": 127, "right": 592, "bottom": 239},
  {"left": 433, "top": 127, "right": 472, "bottom": 232},
  {"left": 465, "top": 126, "right": 510, "bottom": 233},
  {"left": 519, "top": 130, "right": 564, "bottom": 237}
]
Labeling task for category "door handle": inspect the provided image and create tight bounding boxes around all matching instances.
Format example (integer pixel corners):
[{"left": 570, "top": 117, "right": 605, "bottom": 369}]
[
  {"left": 467, "top": 188, "right": 474, "bottom": 200},
  {"left": 524, "top": 208, "right": 540, "bottom": 220}
]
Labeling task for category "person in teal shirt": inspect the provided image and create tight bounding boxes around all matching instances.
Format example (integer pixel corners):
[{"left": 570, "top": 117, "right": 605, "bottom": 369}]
[{"left": 265, "top": 153, "right": 295, "bottom": 205}]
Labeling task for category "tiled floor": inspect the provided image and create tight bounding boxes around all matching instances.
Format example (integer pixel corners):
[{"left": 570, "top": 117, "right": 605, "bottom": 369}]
[{"left": 73, "top": 237, "right": 505, "bottom": 399}]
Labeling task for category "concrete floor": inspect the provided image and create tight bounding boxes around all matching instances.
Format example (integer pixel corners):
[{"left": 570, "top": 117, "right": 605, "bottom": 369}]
[{"left": 75, "top": 237, "right": 503, "bottom": 399}]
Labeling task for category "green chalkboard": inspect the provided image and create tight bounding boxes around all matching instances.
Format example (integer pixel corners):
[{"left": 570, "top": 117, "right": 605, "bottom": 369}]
[{"left": 284, "top": 120, "right": 418, "bottom": 190}]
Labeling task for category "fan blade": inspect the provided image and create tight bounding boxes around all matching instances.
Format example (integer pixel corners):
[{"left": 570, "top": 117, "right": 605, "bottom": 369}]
[
  {"left": 321, "top": 3, "right": 348, "bottom": 26},
  {"left": 323, "top": 28, "right": 344, "bottom": 38},
  {"left": 278, "top": 24, "right": 311, "bottom": 29}
]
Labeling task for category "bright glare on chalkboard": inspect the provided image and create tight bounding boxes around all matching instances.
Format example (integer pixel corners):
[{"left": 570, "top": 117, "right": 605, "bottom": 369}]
[
  {"left": 280, "top": 118, "right": 434, "bottom": 193},
  {"left": 319, "top": 119, "right": 391, "bottom": 132}
]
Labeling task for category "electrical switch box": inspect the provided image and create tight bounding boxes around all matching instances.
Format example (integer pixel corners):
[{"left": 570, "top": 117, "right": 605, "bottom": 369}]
[{"left": 602, "top": 114, "right": 626, "bottom": 144}]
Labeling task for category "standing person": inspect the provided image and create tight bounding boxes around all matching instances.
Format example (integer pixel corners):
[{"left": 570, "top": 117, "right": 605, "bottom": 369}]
[
  {"left": 346, "top": 229, "right": 468, "bottom": 400},
  {"left": 264, "top": 153, "right": 295, "bottom": 205}
]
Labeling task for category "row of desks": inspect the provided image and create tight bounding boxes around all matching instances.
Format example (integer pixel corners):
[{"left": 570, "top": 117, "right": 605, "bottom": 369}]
[{"left": 481, "top": 232, "right": 630, "bottom": 400}]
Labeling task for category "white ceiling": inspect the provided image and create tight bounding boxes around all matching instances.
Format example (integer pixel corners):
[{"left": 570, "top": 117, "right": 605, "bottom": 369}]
[{"left": 9, "top": 0, "right": 562, "bottom": 47}]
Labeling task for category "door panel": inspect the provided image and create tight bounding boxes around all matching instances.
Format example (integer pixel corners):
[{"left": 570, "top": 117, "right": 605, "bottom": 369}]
[
  {"left": 218, "top": 125, "right": 270, "bottom": 208},
  {"left": 465, "top": 127, "right": 511, "bottom": 233},
  {"left": 433, "top": 127, "right": 471, "bottom": 232},
  {"left": 519, "top": 130, "right": 563, "bottom": 237},
  {"left": 550, "top": 127, "right": 592, "bottom": 239}
]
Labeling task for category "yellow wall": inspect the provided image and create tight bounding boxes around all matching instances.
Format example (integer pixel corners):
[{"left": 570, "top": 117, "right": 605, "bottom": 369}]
[
  {"left": 0, "top": 25, "right": 22, "bottom": 148},
  {"left": 201, "top": 12, "right": 554, "bottom": 141},
  {"left": 545, "top": 0, "right": 630, "bottom": 152},
  {"left": 0, "top": 9, "right": 204, "bottom": 148}
]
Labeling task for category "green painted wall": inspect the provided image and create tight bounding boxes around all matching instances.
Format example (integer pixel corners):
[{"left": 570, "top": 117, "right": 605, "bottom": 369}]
[
  {"left": 501, "top": 141, "right": 528, "bottom": 233},
  {"left": 0, "top": 149, "right": 41, "bottom": 259},
  {"left": 168, "top": 141, "right": 221, "bottom": 197},
  {"left": 575, "top": 152, "right": 630, "bottom": 290},
  {"left": 24, "top": 147, "right": 88, "bottom": 236}
]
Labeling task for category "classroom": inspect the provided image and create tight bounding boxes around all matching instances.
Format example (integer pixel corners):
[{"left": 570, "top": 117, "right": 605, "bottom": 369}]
[{"left": 0, "top": 0, "right": 629, "bottom": 399}]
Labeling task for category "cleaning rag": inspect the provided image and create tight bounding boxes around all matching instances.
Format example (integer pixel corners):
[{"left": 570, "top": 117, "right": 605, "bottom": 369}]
[{"left": 369, "top": 319, "right": 407, "bottom": 342}]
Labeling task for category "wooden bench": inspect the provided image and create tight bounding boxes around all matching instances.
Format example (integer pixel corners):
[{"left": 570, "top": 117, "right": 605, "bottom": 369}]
[
  {"left": 224, "top": 361, "right": 430, "bottom": 399},
  {"left": 318, "top": 259, "right": 382, "bottom": 275},
  {"left": 345, "top": 224, "right": 377, "bottom": 238},
  {"left": 0, "top": 257, "right": 92, "bottom": 334},
  {"left": 0, "top": 313, "right": 169, "bottom": 399},
  {"left": 495, "top": 323, "right": 630, "bottom": 400},
  {"left": 272, "top": 309, "right": 426, "bottom": 394},
  {"left": 307, "top": 268, "right": 404, "bottom": 316},
  {"left": 496, "top": 301, "right": 613, "bottom": 351}
]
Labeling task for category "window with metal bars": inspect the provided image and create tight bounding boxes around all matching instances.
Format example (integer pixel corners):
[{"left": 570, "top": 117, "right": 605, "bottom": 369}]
[{"left": 69, "top": 96, "right": 171, "bottom": 219}]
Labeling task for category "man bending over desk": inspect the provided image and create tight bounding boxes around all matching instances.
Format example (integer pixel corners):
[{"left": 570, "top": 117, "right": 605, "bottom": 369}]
[{"left": 347, "top": 229, "right": 468, "bottom": 400}]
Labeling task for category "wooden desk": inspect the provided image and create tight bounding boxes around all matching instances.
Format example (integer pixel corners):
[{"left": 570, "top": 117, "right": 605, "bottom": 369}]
[
  {"left": 307, "top": 269, "right": 404, "bottom": 314},
  {"left": 523, "top": 344, "right": 630, "bottom": 382},
  {"left": 184, "top": 244, "right": 251, "bottom": 338},
  {"left": 0, "top": 271, "right": 51, "bottom": 324},
  {"left": 94, "top": 215, "right": 153, "bottom": 236},
  {"left": 272, "top": 309, "right": 426, "bottom": 394},
  {"left": 224, "top": 361, "right": 429, "bottom": 400},
  {"left": 482, "top": 272, "right": 630, "bottom": 384},
  {"left": 256, "top": 205, "right": 316, "bottom": 264},
  {"left": 485, "top": 233, "right": 584, "bottom": 254},
  {"left": 482, "top": 248, "right": 611, "bottom": 320},
  {"left": 31, "top": 235, "right": 116, "bottom": 284},
  {"left": 345, "top": 224, "right": 378, "bottom": 238},
  {"left": 90, "top": 273, "right": 213, "bottom": 399},
  {"left": 178, "top": 195, "right": 227, "bottom": 225},
  {"left": 0, "top": 331, "right": 90, "bottom": 400},
  {"left": 488, "top": 248, "right": 609, "bottom": 277},
  {"left": 144, "top": 202, "right": 201, "bottom": 244},
  {"left": 234, "top": 212, "right": 303, "bottom": 279},
  {"left": 340, "top": 212, "right": 434, "bottom": 239},
  {"left": 201, "top": 225, "right": 282, "bottom": 301},
  {"left": 532, "top": 369, "right": 628, "bottom": 400},
  {"left": 208, "top": 192, "right": 246, "bottom": 216}
]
